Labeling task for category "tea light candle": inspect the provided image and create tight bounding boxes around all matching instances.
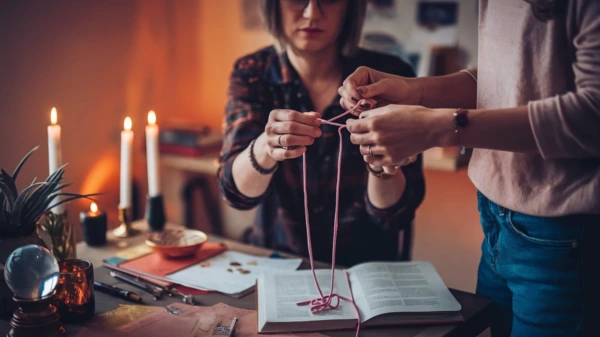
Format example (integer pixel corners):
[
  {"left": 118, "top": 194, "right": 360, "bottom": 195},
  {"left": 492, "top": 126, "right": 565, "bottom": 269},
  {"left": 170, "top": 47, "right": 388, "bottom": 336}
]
[{"left": 80, "top": 202, "right": 107, "bottom": 246}]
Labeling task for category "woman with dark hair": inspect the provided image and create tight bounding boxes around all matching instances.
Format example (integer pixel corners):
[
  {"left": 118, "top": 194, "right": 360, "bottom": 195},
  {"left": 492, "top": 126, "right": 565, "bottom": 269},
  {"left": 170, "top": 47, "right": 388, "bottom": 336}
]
[
  {"left": 218, "top": 0, "right": 425, "bottom": 266},
  {"left": 338, "top": 0, "right": 599, "bottom": 336}
]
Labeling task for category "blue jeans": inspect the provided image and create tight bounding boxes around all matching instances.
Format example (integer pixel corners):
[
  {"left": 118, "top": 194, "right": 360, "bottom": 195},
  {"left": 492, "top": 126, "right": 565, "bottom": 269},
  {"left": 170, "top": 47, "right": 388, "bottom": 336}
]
[{"left": 476, "top": 191, "right": 600, "bottom": 337}]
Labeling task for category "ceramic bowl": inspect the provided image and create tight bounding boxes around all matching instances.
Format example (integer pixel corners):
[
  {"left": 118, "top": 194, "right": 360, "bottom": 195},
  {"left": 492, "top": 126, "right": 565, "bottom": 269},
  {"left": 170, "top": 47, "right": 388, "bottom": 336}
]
[{"left": 145, "top": 229, "right": 208, "bottom": 258}]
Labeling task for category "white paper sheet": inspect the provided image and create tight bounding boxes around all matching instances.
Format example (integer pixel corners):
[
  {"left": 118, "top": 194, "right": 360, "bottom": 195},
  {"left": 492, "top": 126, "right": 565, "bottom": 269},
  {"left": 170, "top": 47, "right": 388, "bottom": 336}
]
[{"left": 167, "top": 251, "right": 302, "bottom": 295}]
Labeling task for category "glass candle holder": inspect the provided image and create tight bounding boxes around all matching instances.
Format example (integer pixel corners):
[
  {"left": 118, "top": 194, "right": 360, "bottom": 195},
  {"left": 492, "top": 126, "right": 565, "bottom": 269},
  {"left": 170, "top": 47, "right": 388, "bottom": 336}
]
[{"left": 55, "top": 259, "right": 95, "bottom": 323}]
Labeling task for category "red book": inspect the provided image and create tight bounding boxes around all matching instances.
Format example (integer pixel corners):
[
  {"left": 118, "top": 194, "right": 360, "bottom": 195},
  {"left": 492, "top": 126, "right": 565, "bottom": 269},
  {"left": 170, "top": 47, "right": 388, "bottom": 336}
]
[{"left": 119, "top": 242, "right": 227, "bottom": 278}]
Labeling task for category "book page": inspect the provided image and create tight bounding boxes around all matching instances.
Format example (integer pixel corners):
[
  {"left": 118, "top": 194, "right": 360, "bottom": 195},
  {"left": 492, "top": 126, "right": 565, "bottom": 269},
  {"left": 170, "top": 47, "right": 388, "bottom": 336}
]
[
  {"left": 347, "top": 261, "right": 461, "bottom": 321},
  {"left": 261, "top": 269, "right": 357, "bottom": 323}
]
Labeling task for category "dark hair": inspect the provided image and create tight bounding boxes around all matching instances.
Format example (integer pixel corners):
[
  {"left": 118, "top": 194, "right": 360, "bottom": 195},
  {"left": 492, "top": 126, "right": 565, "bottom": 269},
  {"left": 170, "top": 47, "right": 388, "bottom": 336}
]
[
  {"left": 524, "top": 0, "right": 569, "bottom": 21},
  {"left": 260, "top": 0, "right": 367, "bottom": 56}
]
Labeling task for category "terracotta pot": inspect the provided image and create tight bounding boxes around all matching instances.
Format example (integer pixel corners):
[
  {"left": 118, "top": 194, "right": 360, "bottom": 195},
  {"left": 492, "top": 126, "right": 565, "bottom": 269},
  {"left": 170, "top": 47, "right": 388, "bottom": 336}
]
[{"left": 0, "top": 232, "right": 47, "bottom": 314}]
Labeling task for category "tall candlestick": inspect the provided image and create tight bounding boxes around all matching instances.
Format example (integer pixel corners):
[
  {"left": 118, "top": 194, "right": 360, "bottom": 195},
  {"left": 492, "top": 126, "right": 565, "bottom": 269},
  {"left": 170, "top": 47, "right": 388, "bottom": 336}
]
[
  {"left": 48, "top": 107, "right": 64, "bottom": 213},
  {"left": 119, "top": 117, "right": 133, "bottom": 208},
  {"left": 145, "top": 111, "right": 161, "bottom": 197}
]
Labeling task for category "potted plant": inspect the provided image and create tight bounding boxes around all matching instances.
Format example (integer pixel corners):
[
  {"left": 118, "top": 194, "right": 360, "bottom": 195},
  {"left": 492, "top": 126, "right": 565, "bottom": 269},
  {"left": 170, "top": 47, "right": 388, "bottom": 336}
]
[{"left": 0, "top": 146, "right": 96, "bottom": 313}]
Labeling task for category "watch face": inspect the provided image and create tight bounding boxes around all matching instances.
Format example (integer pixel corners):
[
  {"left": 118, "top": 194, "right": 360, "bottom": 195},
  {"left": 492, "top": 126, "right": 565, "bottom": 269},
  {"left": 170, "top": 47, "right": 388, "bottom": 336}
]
[{"left": 455, "top": 109, "right": 469, "bottom": 127}]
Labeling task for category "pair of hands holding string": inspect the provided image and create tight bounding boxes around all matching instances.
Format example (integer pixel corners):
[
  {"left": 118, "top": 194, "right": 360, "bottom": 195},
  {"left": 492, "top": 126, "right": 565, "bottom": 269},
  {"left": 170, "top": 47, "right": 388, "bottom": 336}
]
[{"left": 264, "top": 66, "right": 422, "bottom": 172}]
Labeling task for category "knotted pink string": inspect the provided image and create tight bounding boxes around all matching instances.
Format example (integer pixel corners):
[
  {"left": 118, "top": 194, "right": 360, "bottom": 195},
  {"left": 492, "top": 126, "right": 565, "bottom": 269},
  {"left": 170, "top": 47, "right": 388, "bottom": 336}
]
[{"left": 296, "top": 103, "right": 365, "bottom": 337}]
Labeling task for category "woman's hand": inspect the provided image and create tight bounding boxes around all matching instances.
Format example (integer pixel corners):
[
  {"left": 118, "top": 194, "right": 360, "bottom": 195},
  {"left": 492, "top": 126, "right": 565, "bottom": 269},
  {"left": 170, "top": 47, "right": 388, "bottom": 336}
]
[
  {"left": 347, "top": 105, "right": 454, "bottom": 167},
  {"left": 338, "top": 66, "right": 422, "bottom": 114},
  {"left": 264, "top": 109, "right": 322, "bottom": 161}
]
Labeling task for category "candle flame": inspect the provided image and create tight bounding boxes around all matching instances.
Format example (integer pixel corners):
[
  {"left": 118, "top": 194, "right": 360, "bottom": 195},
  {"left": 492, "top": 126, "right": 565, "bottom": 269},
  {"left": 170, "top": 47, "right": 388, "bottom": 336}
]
[
  {"left": 124, "top": 117, "right": 132, "bottom": 131},
  {"left": 148, "top": 110, "right": 156, "bottom": 125},
  {"left": 51, "top": 107, "right": 57, "bottom": 125},
  {"left": 90, "top": 202, "right": 98, "bottom": 213}
]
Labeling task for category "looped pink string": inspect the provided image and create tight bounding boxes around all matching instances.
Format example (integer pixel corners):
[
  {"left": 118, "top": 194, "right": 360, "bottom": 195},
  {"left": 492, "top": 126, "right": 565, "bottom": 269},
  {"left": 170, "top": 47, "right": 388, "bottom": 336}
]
[{"left": 296, "top": 102, "right": 366, "bottom": 337}]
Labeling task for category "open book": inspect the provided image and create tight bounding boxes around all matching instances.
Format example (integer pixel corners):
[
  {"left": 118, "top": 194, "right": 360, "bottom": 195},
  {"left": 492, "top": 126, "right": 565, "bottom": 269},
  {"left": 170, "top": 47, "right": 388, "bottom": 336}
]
[{"left": 257, "top": 261, "right": 463, "bottom": 333}]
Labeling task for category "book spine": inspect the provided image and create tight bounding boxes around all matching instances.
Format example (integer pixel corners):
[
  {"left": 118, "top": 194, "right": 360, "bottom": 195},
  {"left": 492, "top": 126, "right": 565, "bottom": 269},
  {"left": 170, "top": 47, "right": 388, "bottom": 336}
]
[
  {"left": 159, "top": 130, "right": 201, "bottom": 147},
  {"left": 159, "top": 143, "right": 221, "bottom": 157}
]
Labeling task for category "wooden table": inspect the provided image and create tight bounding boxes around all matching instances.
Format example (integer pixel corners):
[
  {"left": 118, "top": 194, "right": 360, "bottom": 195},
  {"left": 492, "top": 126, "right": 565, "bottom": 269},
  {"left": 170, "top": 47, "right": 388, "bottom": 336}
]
[{"left": 0, "top": 221, "right": 495, "bottom": 337}]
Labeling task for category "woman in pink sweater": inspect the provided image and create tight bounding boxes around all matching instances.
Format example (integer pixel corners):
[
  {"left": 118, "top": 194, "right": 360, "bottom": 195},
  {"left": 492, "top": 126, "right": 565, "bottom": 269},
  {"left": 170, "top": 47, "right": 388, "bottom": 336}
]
[{"left": 339, "top": 1, "right": 600, "bottom": 336}]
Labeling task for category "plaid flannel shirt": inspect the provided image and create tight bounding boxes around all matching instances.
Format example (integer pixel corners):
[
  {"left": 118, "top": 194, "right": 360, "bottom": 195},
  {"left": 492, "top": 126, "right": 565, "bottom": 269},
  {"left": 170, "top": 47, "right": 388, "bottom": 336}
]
[{"left": 218, "top": 46, "right": 425, "bottom": 266}]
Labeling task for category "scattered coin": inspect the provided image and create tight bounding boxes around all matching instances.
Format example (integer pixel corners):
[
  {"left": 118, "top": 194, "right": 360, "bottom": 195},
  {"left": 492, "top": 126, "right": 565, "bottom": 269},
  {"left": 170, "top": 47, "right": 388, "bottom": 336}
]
[
  {"left": 227, "top": 268, "right": 233, "bottom": 272},
  {"left": 247, "top": 260, "right": 258, "bottom": 266},
  {"left": 237, "top": 268, "right": 251, "bottom": 274},
  {"left": 199, "top": 261, "right": 212, "bottom": 267},
  {"left": 229, "top": 261, "right": 242, "bottom": 267}
]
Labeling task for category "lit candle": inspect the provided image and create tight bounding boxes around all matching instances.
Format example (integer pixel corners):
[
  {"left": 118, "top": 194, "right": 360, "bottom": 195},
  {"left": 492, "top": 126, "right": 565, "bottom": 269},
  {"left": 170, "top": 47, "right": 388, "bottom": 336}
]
[
  {"left": 145, "top": 111, "right": 161, "bottom": 197},
  {"left": 120, "top": 117, "right": 133, "bottom": 209},
  {"left": 48, "top": 107, "right": 64, "bottom": 213},
  {"left": 79, "top": 202, "right": 107, "bottom": 246}
]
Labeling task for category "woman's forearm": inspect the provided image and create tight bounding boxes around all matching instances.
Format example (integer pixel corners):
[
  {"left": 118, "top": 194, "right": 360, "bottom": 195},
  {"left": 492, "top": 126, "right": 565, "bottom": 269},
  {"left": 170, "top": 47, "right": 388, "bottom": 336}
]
[
  {"left": 433, "top": 105, "right": 539, "bottom": 153},
  {"left": 231, "top": 133, "right": 278, "bottom": 198},
  {"left": 367, "top": 168, "right": 406, "bottom": 209},
  {"left": 415, "top": 71, "right": 478, "bottom": 109}
]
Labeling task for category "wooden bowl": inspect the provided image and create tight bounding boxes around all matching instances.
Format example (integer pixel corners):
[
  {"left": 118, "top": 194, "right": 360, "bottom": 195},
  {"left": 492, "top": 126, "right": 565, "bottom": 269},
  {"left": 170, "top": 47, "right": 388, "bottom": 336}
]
[{"left": 145, "top": 229, "right": 208, "bottom": 258}]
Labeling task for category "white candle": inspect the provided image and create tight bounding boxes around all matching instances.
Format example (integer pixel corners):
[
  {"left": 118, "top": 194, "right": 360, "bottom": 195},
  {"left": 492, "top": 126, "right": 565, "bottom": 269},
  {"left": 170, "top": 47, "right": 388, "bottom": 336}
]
[
  {"left": 47, "top": 107, "right": 64, "bottom": 214},
  {"left": 119, "top": 117, "right": 134, "bottom": 209},
  {"left": 145, "top": 111, "right": 161, "bottom": 197}
]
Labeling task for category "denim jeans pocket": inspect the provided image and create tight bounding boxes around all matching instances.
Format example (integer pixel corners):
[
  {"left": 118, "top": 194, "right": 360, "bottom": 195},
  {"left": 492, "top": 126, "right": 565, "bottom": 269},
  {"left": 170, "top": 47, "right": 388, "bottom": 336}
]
[
  {"left": 507, "top": 211, "right": 581, "bottom": 248},
  {"left": 477, "top": 191, "right": 498, "bottom": 251}
]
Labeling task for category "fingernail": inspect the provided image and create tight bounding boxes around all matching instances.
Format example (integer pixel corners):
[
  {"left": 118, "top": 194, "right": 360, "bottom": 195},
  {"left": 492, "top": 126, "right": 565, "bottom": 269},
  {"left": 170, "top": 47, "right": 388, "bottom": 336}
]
[
  {"left": 314, "top": 119, "right": 322, "bottom": 126},
  {"left": 351, "top": 97, "right": 359, "bottom": 102},
  {"left": 360, "top": 103, "right": 371, "bottom": 109},
  {"left": 313, "top": 129, "right": 321, "bottom": 137}
]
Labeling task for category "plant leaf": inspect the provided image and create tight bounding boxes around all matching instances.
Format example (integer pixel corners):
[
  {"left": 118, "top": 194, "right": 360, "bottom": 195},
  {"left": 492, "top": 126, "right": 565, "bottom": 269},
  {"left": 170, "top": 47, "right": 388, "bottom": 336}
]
[
  {"left": 0, "top": 169, "right": 18, "bottom": 198},
  {"left": 12, "top": 146, "right": 39, "bottom": 181},
  {"left": 23, "top": 168, "right": 64, "bottom": 215},
  {"left": 44, "top": 193, "right": 100, "bottom": 213},
  {"left": 0, "top": 208, "right": 6, "bottom": 228},
  {"left": 0, "top": 181, "right": 15, "bottom": 211},
  {"left": 50, "top": 192, "right": 102, "bottom": 199},
  {"left": 10, "top": 182, "right": 46, "bottom": 226}
]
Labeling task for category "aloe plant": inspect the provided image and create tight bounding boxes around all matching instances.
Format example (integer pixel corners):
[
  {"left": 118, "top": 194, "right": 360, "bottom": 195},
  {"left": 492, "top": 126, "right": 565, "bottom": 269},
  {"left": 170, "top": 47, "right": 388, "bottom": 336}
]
[{"left": 0, "top": 146, "right": 98, "bottom": 237}]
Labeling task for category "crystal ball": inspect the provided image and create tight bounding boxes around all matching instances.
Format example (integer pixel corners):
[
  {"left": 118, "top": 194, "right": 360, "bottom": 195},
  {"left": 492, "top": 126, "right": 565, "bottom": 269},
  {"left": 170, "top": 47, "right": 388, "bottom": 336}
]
[{"left": 4, "top": 244, "right": 59, "bottom": 299}]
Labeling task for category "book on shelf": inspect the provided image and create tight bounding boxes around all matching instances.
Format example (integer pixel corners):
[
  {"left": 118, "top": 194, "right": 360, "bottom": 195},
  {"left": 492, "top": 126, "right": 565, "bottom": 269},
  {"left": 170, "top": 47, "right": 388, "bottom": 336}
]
[
  {"left": 158, "top": 143, "right": 221, "bottom": 157},
  {"left": 257, "top": 261, "right": 463, "bottom": 334},
  {"left": 159, "top": 127, "right": 222, "bottom": 147}
]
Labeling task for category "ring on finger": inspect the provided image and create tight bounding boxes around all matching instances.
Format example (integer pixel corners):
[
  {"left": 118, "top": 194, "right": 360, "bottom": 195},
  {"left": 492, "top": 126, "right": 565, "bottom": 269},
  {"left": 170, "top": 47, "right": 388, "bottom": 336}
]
[
  {"left": 278, "top": 135, "right": 290, "bottom": 150},
  {"left": 368, "top": 144, "right": 374, "bottom": 157}
]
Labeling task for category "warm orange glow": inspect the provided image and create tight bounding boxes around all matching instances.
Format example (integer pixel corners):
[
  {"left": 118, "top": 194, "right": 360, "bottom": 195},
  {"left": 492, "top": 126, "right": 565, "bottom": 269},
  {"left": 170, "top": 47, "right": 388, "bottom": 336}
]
[
  {"left": 124, "top": 117, "right": 132, "bottom": 131},
  {"left": 51, "top": 107, "right": 57, "bottom": 125},
  {"left": 148, "top": 110, "right": 156, "bottom": 125},
  {"left": 90, "top": 202, "right": 98, "bottom": 213}
]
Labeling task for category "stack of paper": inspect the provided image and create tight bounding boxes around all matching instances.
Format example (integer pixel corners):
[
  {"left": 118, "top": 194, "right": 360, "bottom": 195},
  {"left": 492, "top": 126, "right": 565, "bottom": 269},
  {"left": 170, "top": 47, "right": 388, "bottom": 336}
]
[
  {"left": 103, "top": 245, "right": 302, "bottom": 297},
  {"left": 167, "top": 251, "right": 302, "bottom": 297}
]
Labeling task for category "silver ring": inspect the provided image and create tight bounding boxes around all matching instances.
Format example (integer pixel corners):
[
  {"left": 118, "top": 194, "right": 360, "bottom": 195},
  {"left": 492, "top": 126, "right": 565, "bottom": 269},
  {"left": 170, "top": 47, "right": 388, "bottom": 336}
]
[
  {"left": 278, "top": 135, "right": 290, "bottom": 150},
  {"left": 368, "top": 144, "right": 373, "bottom": 157}
]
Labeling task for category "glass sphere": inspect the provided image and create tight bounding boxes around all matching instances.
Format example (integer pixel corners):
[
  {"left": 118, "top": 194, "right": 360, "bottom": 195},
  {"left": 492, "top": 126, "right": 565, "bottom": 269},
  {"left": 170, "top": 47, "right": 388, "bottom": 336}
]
[{"left": 4, "top": 244, "right": 59, "bottom": 299}]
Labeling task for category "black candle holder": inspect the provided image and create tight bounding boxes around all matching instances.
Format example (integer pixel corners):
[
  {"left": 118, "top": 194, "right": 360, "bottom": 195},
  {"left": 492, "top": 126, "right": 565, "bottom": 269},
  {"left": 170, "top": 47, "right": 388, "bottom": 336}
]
[
  {"left": 79, "top": 210, "right": 107, "bottom": 247},
  {"left": 145, "top": 195, "right": 166, "bottom": 232}
]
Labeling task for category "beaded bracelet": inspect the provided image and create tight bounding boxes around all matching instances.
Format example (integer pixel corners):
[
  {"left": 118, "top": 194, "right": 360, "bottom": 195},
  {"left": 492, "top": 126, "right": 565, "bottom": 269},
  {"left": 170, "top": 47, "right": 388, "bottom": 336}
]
[{"left": 249, "top": 139, "right": 278, "bottom": 175}]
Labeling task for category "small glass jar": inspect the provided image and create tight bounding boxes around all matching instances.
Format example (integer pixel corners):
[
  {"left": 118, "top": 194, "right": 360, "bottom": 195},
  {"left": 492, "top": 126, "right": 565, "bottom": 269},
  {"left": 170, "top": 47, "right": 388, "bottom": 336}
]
[{"left": 54, "top": 259, "right": 95, "bottom": 322}]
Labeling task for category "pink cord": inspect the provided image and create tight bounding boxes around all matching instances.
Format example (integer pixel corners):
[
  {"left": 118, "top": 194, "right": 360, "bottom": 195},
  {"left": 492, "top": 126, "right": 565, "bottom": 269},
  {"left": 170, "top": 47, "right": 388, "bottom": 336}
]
[{"left": 297, "top": 103, "right": 363, "bottom": 337}]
